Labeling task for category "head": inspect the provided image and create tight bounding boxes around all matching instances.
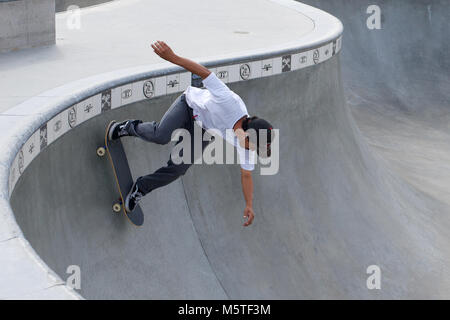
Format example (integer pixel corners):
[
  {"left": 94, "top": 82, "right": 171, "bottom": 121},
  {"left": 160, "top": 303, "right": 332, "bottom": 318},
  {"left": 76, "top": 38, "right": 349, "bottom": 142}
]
[{"left": 242, "top": 116, "right": 275, "bottom": 158}]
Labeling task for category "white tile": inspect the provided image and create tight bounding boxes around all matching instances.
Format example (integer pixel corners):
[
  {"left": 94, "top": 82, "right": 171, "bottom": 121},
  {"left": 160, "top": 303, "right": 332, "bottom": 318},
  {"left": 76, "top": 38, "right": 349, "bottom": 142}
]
[
  {"left": 47, "top": 110, "right": 69, "bottom": 145},
  {"left": 215, "top": 66, "right": 230, "bottom": 83},
  {"left": 230, "top": 61, "right": 262, "bottom": 82},
  {"left": 58, "top": 108, "right": 70, "bottom": 137},
  {"left": 292, "top": 50, "right": 313, "bottom": 70},
  {"left": 48, "top": 120, "right": 60, "bottom": 146},
  {"left": 66, "top": 105, "right": 78, "bottom": 129},
  {"left": 9, "top": 154, "right": 19, "bottom": 195},
  {"left": 9, "top": 128, "right": 39, "bottom": 194},
  {"left": 142, "top": 78, "right": 156, "bottom": 100},
  {"left": 154, "top": 76, "right": 167, "bottom": 97},
  {"left": 312, "top": 47, "right": 321, "bottom": 65},
  {"left": 179, "top": 72, "right": 191, "bottom": 91},
  {"left": 272, "top": 56, "right": 282, "bottom": 75},
  {"left": 166, "top": 73, "right": 180, "bottom": 94},
  {"left": 111, "top": 86, "right": 122, "bottom": 109},
  {"left": 336, "top": 36, "right": 343, "bottom": 53},
  {"left": 78, "top": 94, "right": 100, "bottom": 122},
  {"left": 120, "top": 84, "right": 135, "bottom": 106},
  {"left": 228, "top": 64, "right": 241, "bottom": 83},
  {"left": 141, "top": 76, "right": 167, "bottom": 99},
  {"left": 320, "top": 42, "right": 333, "bottom": 62},
  {"left": 249, "top": 60, "right": 262, "bottom": 79},
  {"left": 131, "top": 80, "right": 145, "bottom": 103},
  {"left": 76, "top": 98, "right": 90, "bottom": 125},
  {"left": 89, "top": 94, "right": 102, "bottom": 119},
  {"left": 22, "top": 130, "right": 40, "bottom": 171},
  {"left": 261, "top": 58, "right": 274, "bottom": 77},
  {"left": 239, "top": 62, "right": 252, "bottom": 80}
]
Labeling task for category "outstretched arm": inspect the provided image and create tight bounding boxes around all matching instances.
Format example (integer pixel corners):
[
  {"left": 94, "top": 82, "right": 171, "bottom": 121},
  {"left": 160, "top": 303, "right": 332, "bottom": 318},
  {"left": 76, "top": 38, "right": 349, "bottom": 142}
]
[
  {"left": 241, "top": 168, "right": 255, "bottom": 227},
  {"left": 151, "top": 41, "right": 211, "bottom": 80}
]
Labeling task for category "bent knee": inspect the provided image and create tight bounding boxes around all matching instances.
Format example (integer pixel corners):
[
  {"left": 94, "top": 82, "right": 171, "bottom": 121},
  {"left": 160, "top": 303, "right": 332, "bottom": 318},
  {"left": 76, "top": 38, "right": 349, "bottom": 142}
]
[{"left": 153, "top": 134, "right": 172, "bottom": 145}]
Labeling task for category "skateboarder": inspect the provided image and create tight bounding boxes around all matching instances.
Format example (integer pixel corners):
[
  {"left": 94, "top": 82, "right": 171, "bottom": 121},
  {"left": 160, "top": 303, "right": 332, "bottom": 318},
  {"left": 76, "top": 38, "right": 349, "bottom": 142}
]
[{"left": 108, "top": 41, "right": 274, "bottom": 226}]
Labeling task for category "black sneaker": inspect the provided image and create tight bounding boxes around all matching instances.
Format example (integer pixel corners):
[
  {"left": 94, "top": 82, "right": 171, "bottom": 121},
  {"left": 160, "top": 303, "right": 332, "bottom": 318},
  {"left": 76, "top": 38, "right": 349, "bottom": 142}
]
[
  {"left": 108, "top": 120, "right": 133, "bottom": 141},
  {"left": 125, "top": 179, "right": 144, "bottom": 212}
]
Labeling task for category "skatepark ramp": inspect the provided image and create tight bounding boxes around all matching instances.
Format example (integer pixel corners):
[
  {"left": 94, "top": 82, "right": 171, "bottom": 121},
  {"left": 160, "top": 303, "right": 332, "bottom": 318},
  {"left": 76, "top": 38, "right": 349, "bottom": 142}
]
[{"left": 1, "top": 0, "right": 450, "bottom": 299}]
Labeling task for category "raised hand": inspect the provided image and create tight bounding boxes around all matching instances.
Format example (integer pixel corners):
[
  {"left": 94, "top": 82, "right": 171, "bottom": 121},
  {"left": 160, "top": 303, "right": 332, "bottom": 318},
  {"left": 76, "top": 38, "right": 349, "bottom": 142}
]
[{"left": 151, "top": 41, "right": 177, "bottom": 62}]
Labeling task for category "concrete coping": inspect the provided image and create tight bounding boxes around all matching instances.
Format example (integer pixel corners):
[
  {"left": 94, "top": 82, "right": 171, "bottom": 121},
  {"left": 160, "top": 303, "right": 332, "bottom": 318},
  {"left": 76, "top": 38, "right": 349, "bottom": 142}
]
[{"left": 0, "top": 0, "right": 342, "bottom": 299}]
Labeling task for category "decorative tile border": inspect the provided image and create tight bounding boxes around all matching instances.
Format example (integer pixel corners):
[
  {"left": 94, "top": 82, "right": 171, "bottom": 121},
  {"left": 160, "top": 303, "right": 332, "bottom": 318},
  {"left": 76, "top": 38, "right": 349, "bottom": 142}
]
[{"left": 7, "top": 36, "right": 342, "bottom": 196}]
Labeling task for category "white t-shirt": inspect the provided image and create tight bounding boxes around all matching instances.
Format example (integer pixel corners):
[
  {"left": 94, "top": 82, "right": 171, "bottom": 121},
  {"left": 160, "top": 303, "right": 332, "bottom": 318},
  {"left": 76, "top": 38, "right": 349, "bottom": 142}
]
[{"left": 184, "top": 72, "right": 256, "bottom": 171}]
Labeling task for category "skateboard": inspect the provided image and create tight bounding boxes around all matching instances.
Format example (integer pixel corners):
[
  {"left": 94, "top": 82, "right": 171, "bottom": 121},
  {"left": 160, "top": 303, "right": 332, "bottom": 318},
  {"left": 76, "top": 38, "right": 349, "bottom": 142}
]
[{"left": 96, "top": 121, "right": 144, "bottom": 226}]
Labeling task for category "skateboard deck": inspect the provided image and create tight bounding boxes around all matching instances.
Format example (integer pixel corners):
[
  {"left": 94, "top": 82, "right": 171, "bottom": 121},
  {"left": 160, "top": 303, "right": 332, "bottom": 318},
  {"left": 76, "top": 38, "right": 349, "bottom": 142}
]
[{"left": 99, "top": 121, "right": 144, "bottom": 226}]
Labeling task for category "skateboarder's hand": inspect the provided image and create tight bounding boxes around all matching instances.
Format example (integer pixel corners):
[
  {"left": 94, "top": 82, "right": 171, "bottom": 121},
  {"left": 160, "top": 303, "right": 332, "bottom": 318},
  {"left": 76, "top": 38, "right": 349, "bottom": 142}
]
[
  {"left": 243, "top": 206, "right": 255, "bottom": 227},
  {"left": 151, "top": 41, "right": 177, "bottom": 62}
]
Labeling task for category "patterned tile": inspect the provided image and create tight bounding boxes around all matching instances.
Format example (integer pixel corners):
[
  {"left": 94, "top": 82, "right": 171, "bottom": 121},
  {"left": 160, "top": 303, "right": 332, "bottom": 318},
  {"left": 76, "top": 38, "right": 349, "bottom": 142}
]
[
  {"left": 8, "top": 38, "right": 343, "bottom": 194},
  {"left": 22, "top": 130, "right": 40, "bottom": 169},
  {"left": 215, "top": 66, "right": 230, "bottom": 83},
  {"left": 166, "top": 74, "right": 180, "bottom": 94},
  {"left": 100, "top": 90, "right": 112, "bottom": 113},
  {"left": 292, "top": 50, "right": 313, "bottom": 70},
  {"left": 281, "top": 54, "right": 292, "bottom": 73},
  {"left": 320, "top": 42, "right": 334, "bottom": 63},
  {"left": 120, "top": 84, "right": 135, "bottom": 106},
  {"left": 261, "top": 59, "right": 274, "bottom": 77},
  {"left": 142, "top": 76, "right": 167, "bottom": 99},
  {"left": 39, "top": 123, "right": 48, "bottom": 151},
  {"left": 47, "top": 110, "right": 70, "bottom": 146},
  {"left": 76, "top": 96, "right": 96, "bottom": 124},
  {"left": 67, "top": 105, "right": 78, "bottom": 129}
]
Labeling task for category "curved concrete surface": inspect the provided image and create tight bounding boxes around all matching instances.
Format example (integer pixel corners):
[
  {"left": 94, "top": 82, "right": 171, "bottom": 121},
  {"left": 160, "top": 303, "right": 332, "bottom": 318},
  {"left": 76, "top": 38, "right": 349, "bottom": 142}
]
[
  {"left": 14, "top": 46, "right": 450, "bottom": 299},
  {"left": 2, "top": 0, "right": 450, "bottom": 299},
  {"left": 300, "top": 0, "right": 450, "bottom": 206},
  {"left": 0, "top": 0, "right": 344, "bottom": 299}
]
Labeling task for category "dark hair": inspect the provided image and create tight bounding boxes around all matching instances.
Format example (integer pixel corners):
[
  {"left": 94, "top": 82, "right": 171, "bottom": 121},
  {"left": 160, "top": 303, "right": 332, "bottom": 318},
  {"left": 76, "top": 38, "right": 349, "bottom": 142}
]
[
  {"left": 242, "top": 116, "right": 274, "bottom": 157},
  {"left": 242, "top": 116, "right": 259, "bottom": 131}
]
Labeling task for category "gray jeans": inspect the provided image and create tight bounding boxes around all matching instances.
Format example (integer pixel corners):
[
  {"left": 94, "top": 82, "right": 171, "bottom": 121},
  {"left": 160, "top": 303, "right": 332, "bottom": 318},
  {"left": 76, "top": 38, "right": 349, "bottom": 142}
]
[{"left": 125, "top": 94, "right": 210, "bottom": 195}]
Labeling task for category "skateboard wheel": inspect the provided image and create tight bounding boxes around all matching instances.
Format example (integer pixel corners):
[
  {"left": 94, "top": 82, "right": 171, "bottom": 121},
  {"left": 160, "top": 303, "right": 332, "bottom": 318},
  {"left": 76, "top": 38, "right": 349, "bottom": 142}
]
[
  {"left": 97, "top": 146, "right": 106, "bottom": 157},
  {"left": 112, "top": 202, "right": 122, "bottom": 213}
]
